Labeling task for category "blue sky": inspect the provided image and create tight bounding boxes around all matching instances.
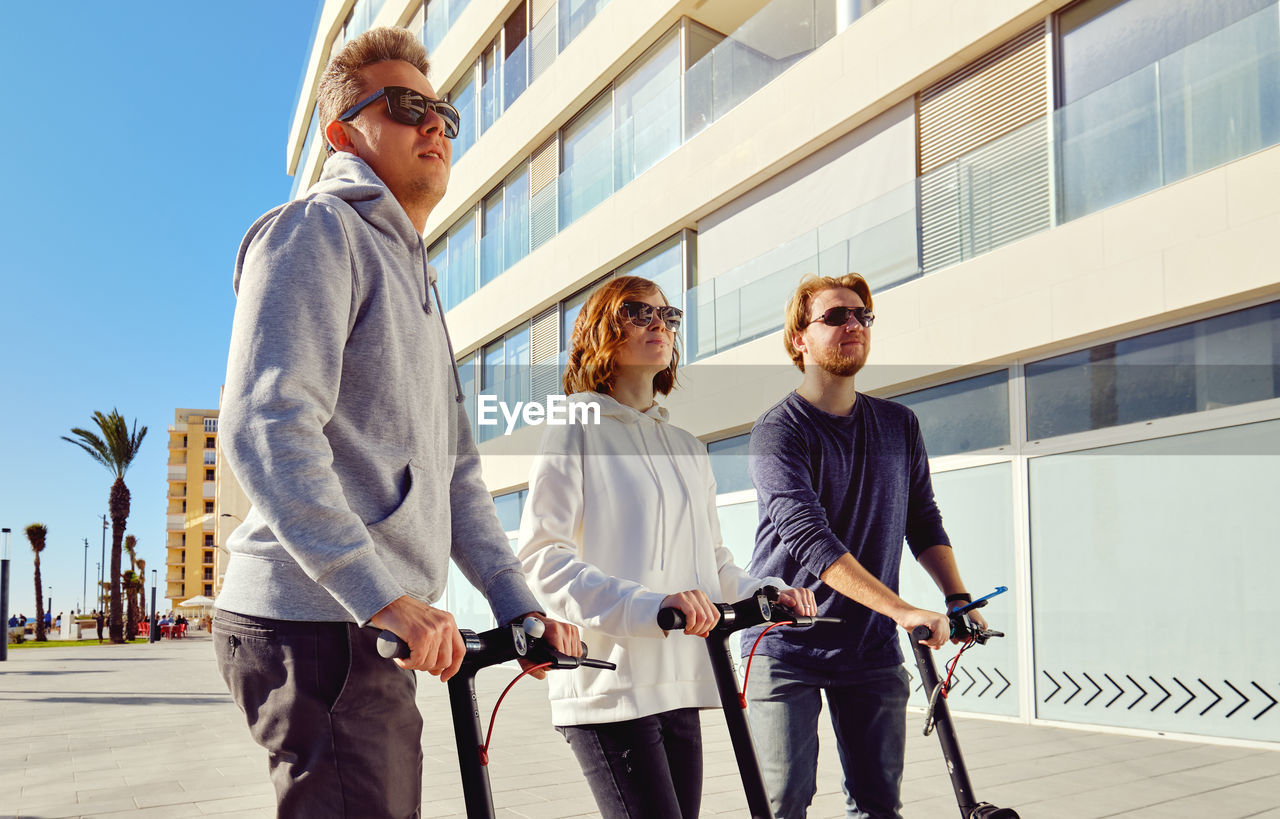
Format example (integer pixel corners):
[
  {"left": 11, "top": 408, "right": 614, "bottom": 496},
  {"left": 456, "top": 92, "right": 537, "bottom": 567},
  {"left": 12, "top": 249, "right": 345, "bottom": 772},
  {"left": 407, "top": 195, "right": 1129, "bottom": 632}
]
[{"left": 0, "top": 1, "right": 323, "bottom": 619}]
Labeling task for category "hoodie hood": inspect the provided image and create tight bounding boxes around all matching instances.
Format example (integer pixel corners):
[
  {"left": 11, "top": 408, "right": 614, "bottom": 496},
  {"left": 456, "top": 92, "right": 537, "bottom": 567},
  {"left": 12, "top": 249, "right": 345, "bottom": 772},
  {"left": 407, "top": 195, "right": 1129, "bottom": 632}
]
[
  {"left": 574, "top": 391, "right": 669, "bottom": 425},
  {"left": 235, "top": 153, "right": 433, "bottom": 293}
]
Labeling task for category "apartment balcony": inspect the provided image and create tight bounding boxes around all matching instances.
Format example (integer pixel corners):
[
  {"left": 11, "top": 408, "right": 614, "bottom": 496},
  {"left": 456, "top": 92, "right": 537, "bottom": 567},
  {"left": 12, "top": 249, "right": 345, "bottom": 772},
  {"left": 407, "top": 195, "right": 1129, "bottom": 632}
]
[
  {"left": 167, "top": 486, "right": 186, "bottom": 499},
  {"left": 202, "top": 514, "right": 216, "bottom": 532},
  {"left": 203, "top": 481, "right": 216, "bottom": 499},
  {"left": 203, "top": 450, "right": 216, "bottom": 466},
  {"left": 167, "top": 465, "right": 186, "bottom": 481},
  {"left": 166, "top": 514, "right": 186, "bottom": 531}
]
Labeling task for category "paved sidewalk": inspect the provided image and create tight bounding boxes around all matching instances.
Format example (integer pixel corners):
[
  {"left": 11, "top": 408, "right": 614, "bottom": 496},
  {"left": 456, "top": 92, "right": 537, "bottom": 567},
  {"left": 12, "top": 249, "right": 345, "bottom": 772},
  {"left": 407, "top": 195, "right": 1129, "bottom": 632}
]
[{"left": 2, "top": 636, "right": 1277, "bottom": 818}]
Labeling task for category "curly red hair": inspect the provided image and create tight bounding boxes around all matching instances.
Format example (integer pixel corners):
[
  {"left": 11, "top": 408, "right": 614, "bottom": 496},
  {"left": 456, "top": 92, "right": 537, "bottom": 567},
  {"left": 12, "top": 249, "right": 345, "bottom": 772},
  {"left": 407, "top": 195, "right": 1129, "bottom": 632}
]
[{"left": 562, "top": 276, "right": 680, "bottom": 397}]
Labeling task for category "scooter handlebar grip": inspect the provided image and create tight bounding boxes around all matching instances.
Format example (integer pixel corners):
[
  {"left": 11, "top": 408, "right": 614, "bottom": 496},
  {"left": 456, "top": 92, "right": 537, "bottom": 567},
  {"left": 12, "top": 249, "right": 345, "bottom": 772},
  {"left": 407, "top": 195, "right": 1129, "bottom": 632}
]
[
  {"left": 656, "top": 608, "right": 686, "bottom": 631},
  {"left": 911, "top": 625, "right": 933, "bottom": 643},
  {"left": 377, "top": 629, "right": 410, "bottom": 659}
]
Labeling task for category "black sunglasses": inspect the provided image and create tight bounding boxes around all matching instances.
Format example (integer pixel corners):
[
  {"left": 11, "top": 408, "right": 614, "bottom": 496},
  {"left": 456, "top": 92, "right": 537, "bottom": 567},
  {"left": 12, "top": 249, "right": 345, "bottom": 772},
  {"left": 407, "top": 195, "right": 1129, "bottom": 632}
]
[
  {"left": 809, "top": 305, "right": 875, "bottom": 329},
  {"left": 620, "top": 301, "right": 683, "bottom": 332},
  {"left": 337, "top": 86, "right": 461, "bottom": 139}
]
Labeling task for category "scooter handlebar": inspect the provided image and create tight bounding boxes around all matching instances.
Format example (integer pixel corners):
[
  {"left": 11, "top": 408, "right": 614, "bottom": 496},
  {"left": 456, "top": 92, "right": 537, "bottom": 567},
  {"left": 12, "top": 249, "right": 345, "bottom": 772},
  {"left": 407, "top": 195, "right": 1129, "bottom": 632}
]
[
  {"left": 657, "top": 588, "right": 841, "bottom": 634},
  {"left": 377, "top": 619, "right": 615, "bottom": 671}
]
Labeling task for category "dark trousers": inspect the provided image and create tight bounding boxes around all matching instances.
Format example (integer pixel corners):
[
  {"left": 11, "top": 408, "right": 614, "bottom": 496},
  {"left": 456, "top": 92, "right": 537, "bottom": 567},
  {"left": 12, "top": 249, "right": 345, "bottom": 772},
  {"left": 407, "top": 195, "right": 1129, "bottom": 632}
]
[
  {"left": 213, "top": 610, "right": 422, "bottom": 818},
  {"left": 558, "top": 708, "right": 703, "bottom": 819}
]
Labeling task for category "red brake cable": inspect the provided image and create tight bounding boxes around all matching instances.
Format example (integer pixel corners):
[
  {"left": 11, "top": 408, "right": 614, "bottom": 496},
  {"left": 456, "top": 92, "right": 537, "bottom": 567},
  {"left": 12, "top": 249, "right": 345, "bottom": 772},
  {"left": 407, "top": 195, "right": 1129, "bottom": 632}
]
[
  {"left": 479, "top": 662, "right": 552, "bottom": 766},
  {"left": 739, "top": 620, "right": 794, "bottom": 708}
]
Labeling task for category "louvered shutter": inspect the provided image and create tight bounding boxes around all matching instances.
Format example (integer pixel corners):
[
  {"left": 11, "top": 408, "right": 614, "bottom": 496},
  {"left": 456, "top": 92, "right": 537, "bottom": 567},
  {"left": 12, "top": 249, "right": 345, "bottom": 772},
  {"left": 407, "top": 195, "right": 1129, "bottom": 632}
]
[
  {"left": 917, "top": 24, "right": 1051, "bottom": 271},
  {"left": 530, "top": 135, "right": 560, "bottom": 249}
]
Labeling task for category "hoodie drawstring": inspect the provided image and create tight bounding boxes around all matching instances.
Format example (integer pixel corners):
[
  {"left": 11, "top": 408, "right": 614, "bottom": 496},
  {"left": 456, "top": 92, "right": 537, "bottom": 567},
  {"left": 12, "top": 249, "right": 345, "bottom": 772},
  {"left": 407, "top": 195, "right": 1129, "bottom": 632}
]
[{"left": 422, "top": 241, "right": 465, "bottom": 404}]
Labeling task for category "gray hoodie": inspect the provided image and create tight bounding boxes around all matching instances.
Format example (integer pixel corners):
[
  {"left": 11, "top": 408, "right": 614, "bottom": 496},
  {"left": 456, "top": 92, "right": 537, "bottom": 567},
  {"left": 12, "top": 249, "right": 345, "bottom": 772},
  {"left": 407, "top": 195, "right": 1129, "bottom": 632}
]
[{"left": 217, "top": 152, "right": 539, "bottom": 626}]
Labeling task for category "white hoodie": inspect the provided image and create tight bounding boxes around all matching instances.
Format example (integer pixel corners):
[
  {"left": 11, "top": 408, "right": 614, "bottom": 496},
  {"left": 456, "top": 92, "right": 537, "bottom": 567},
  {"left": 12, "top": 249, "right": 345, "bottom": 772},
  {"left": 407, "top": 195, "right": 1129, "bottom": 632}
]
[{"left": 518, "top": 391, "right": 779, "bottom": 726}]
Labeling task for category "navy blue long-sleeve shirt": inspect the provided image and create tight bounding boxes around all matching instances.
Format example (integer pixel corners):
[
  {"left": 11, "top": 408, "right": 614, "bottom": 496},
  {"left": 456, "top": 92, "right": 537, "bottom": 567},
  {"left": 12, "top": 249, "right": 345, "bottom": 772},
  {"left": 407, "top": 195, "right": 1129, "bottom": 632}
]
[{"left": 742, "top": 391, "right": 950, "bottom": 672}]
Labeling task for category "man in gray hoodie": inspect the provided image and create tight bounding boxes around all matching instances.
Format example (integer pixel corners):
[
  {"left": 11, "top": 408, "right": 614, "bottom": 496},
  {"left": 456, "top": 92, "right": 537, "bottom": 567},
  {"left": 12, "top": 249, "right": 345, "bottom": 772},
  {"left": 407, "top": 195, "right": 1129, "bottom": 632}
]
[{"left": 214, "top": 27, "right": 579, "bottom": 817}]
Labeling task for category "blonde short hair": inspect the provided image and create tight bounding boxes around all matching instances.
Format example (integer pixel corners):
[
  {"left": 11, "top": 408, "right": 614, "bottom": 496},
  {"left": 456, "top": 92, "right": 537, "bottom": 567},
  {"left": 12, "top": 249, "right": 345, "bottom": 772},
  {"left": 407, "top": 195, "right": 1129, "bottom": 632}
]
[
  {"left": 317, "top": 27, "right": 431, "bottom": 143},
  {"left": 783, "top": 273, "right": 873, "bottom": 372}
]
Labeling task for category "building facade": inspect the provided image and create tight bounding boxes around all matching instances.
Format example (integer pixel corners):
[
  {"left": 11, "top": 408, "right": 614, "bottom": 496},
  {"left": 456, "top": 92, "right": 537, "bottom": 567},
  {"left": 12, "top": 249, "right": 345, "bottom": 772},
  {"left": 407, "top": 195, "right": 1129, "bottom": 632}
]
[
  {"left": 287, "top": 0, "right": 1280, "bottom": 745},
  {"left": 164, "top": 409, "right": 223, "bottom": 608}
]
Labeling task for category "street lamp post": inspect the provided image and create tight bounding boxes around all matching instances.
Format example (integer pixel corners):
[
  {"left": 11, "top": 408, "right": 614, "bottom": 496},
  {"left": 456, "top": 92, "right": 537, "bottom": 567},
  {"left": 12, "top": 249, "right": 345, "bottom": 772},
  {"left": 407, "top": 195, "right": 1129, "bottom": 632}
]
[
  {"left": 95, "top": 562, "right": 101, "bottom": 611},
  {"left": 1, "top": 527, "right": 11, "bottom": 662},
  {"left": 149, "top": 569, "right": 158, "bottom": 644},
  {"left": 82, "top": 537, "right": 89, "bottom": 614}
]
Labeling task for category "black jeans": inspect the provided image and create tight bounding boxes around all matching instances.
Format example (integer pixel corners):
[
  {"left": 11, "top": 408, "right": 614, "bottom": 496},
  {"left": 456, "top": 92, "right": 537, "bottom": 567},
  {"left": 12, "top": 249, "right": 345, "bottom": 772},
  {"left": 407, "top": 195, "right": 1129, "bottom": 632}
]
[
  {"left": 558, "top": 708, "right": 703, "bottom": 819},
  {"left": 213, "top": 610, "right": 422, "bottom": 818}
]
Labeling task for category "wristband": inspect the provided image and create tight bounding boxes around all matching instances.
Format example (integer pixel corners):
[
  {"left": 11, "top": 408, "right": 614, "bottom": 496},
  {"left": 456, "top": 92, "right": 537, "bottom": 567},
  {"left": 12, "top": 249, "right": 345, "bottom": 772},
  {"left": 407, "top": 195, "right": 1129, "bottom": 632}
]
[{"left": 945, "top": 593, "right": 971, "bottom": 605}]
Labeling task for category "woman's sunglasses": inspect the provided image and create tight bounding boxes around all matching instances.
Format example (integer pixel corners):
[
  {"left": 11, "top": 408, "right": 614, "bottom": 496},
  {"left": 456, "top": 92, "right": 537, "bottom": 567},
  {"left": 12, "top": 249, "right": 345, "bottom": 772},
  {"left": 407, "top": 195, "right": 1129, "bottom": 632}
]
[
  {"left": 620, "top": 301, "right": 683, "bottom": 333},
  {"left": 809, "top": 305, "right": 875, "bottom": 329},
  {"left": 337, "top": 85, "right": 461, "bottom": 139}
]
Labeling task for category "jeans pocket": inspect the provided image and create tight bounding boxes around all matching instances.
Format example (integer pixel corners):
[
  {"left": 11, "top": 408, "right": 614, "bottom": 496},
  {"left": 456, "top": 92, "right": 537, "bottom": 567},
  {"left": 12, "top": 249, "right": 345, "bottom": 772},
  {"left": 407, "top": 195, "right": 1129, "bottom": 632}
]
[{"left": 212, "top": 612, "right": 277, "bottom": 642}]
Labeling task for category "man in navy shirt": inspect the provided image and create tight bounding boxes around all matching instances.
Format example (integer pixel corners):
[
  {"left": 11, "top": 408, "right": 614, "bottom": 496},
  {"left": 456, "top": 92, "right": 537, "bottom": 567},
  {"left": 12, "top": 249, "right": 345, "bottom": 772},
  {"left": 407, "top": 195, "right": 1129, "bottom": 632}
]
[{"left": 744, "top": 273, "right": 987, "bottom": 819}]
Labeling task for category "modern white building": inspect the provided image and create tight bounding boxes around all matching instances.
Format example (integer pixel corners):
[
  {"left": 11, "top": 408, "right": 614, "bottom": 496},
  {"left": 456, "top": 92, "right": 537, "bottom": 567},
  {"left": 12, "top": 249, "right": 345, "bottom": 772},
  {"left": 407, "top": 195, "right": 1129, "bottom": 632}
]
[{"left": 287, "top": 0, "right": 1280, "bottom": 745}]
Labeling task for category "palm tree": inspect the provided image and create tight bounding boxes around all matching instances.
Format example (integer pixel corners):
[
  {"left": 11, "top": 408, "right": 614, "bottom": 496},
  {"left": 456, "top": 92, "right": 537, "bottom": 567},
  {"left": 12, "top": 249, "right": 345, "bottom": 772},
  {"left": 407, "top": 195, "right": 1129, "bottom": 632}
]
[
  {"left": 135, "top": 557, "right": 148, "bottom": 632},
  {"left": 62, "top": 409, "right": 148, "bottom": 644},
  {"left": 123, "top": 535, "right": 138, "bottom": 639},
  {"left": 25, "top": 524, "right": 49, "bottom": 642},
  {"left": 121, "top": 570, "right": 141, "bottom": 640}
]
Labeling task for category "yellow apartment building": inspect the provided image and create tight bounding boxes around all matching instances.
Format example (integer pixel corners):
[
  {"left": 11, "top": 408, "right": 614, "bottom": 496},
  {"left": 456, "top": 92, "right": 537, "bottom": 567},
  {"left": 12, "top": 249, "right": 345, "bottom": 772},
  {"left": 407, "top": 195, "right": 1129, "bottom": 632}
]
[{"left": 165, "top": 408, "right": 222, "bottom": 608}]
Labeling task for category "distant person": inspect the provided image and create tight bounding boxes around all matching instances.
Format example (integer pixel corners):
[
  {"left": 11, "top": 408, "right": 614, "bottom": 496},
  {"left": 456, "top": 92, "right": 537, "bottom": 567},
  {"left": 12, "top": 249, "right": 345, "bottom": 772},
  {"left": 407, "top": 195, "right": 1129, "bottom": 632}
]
[
  {"left": 7, "top": 615, "right": 16, "bottom": 628},
  {"left": 213, "top": 26, "right": 579, "bottom": 816},
  {"left": 95, "top": 611, "right": 105, "bottom": 644},
  {"left": 743, "top": 273, "right": 991, "bottom": 819}
]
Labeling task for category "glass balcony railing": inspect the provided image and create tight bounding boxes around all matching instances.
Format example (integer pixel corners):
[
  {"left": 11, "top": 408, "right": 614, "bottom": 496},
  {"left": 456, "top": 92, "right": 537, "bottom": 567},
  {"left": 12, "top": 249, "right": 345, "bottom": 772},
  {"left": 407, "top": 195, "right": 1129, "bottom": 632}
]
[
  {"left": 684, "top": 0, "right": 859, "bottom": 140},
  {"left": 688, "top": 181, "right": 918, "bottom": 360},
  {"left": 503, "top": 37, "right": 529, "bottom": 111},
  {"left": 1056, "top": 3, "right": 1280, "bottom": 222},
  {"left": 688, "top": 3, "right": 1279, "bottom": 362}
]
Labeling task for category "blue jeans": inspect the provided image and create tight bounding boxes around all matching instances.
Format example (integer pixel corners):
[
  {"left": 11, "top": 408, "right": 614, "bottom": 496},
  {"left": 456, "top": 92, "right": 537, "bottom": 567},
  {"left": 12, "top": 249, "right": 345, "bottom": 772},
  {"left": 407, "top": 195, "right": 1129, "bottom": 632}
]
[
  {"left": 558, "top": 708, "right": 703, "bottom": 819},
  {"left": 745, "top": 655, "right": 909, "bottom": 819}
]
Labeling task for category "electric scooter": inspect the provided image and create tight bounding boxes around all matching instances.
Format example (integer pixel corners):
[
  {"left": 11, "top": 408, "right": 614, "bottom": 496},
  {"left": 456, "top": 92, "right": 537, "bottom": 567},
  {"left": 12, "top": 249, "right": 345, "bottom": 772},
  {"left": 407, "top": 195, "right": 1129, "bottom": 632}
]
[
  {"left": 657, "top": 586, "right": 839, "bottom": 819},
  {"left": 378, "top": 619, "right": 615, "bottom": 819},
  {"left": 909, "top": 590, "right": 1020, "bottom": 819}
]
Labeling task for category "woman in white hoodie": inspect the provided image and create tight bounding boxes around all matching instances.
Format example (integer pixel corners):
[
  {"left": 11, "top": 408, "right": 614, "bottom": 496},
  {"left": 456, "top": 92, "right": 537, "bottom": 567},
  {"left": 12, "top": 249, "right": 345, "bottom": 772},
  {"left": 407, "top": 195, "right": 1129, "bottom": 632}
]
[{"left": 518, "top": 275, "right": 815, "bottom": 818}]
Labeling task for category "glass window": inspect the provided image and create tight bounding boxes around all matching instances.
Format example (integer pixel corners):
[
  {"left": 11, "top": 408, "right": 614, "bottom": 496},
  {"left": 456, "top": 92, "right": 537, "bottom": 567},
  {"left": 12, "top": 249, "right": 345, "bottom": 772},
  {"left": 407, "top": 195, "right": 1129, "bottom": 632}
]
[
  {"left": 616, "top": 235, "right": 683, "bottom": 308},
  {"left": 480, "top": 44, "right": 499, "bottom": 133},
  {"left": 560, "top": 283, "right": 595, "bottom": 375},
  {"left": 479, "top": 324, "right": 532, "bottom": 440},
  {"left": 1028, "top": 419, "right": 1280, "bottom": 741},
  {"left": 457, "top": 352, "right": 477, "bottom": 437},
  {"left": 493, "top": 489, "right": 529, "bottom": 532},
  {"left": 1025, "top": 301, "right": 1280, "bottom": 440},
  {"left": 451, "top": 67, "right": 477, "bottom": 161},
  {"left": 445, "top": 210, "right": 476, "bottom": 309},
  {"left": 899, "top": 462, "right": 1019, "bottom": 717},
  {"left": 892, "top": 370, "right": 1011, "bottom": 458},
  {"left": 614, "top": 29, "right": 681, "bottom": 188},
  {"left": 424, "top": 0, "right": 447, "bottom": 55},
  {"left": 481, "top": 188, "right": 504, "bottom": 286},
  {"left": 428, "top": 239, "right": 448, "bottom": 296},
  {"left": 504, "top": 162, "right": 531, "bottom": 269},
  {"left": 481, "top": 339, "right": 506, "bottom": 442},
  {"left": 1054, "top": 0, "right": 1280, "bottom": 221},
  {"left": 505, "top": 326, "right": 532, "bottom": 412},
  {"left": 503, "top": 3, "right": 530, "bottom": 109},
  {"left": 708, "top": 434, "right": 752, "bottom": 495},
  {"left": 559, "top": 0, "right": 608, "bottom": 52},
  {"left": 1057, "top": 0, "right": 1273, "bottom": 106},
  {"left": 559, "top": 92, "right": 613, "bottom": 228}
]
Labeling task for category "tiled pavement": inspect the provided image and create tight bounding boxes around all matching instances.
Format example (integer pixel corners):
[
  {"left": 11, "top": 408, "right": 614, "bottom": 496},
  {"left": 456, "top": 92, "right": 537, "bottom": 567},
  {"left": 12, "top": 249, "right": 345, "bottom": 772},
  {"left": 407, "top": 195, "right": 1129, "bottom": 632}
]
[{"left": 2, "top": 635, "right": 1277, "bottom": 818}]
